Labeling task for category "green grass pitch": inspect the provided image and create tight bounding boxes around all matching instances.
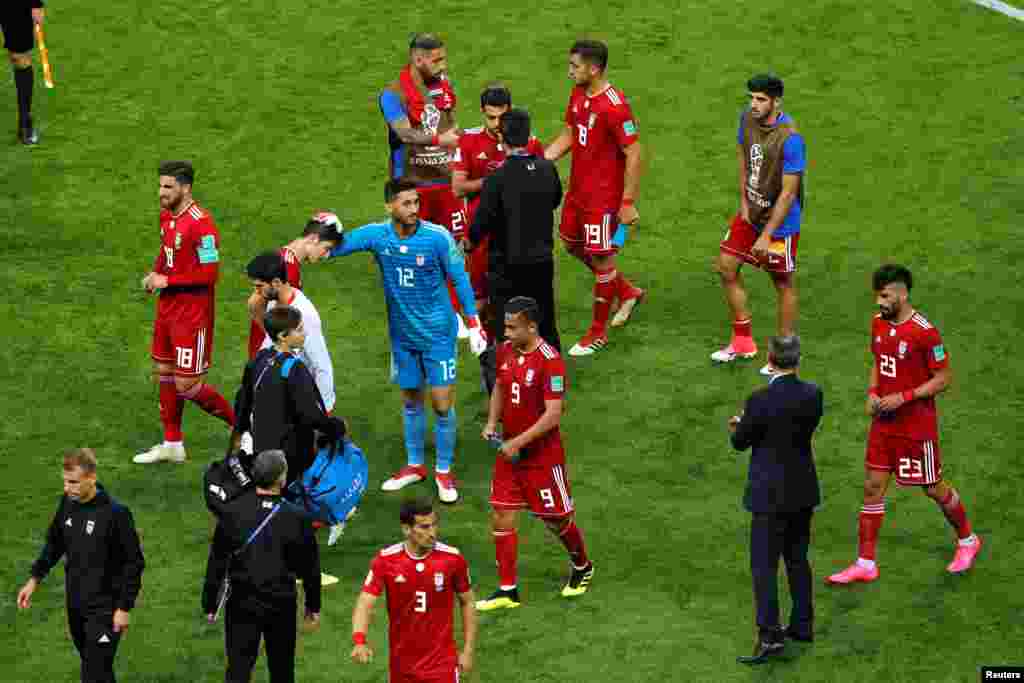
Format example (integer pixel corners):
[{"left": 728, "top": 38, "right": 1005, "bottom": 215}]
[{"left": 3, "top": 1, "right": 1023, "bottom": 681}]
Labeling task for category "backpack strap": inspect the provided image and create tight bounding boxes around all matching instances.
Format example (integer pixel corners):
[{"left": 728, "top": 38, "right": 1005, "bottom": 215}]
[{"left": 280, "top": 356, "right": 299, "bottom": 378}]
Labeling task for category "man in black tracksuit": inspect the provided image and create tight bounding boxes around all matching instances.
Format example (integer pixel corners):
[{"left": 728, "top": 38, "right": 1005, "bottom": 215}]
[
  {"left": 17, "top": 448, "right": 145, "bottom": 683},
  {"left": 230, "top": 305, "right": 346, "bottom": 486},
  {"left": 469, "top": 107, "right": 563, "bottom": 391},
  {"left": 203, "top": 450, "right": 322, "bottom": 683},
  {"left": 2, "top": 0, "right": 45, "bottom": 144}
]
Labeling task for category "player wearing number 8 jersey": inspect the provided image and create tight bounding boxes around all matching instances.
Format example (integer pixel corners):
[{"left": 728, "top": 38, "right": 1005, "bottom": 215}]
[
  {"left": 136, "top": 161, "right": 235, "bottom": 465},
  {"left": 477, "top": 297, "right": 593, "bottom": 611},
  {"left": 328, "top": 179, "right": 485, "bottom": 503},
  {"left": 351, "top": 499, "right": 477, "bottom": 683},
  {"left": 827, "top": 265, "right": 981, "bottom": 585}
]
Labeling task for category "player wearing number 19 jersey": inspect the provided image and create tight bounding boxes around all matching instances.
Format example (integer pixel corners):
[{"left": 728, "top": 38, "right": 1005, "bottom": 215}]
[
  {"left": 827, "top": 265, "right": 981, "bottom": 585},
  {"left": 476, "top": 297, "right": 593, "bottom": 611},
  {"left": 135, "top": 161, "right": 235, "bottom": 465},
  {"left": 351, "top": 499, "right": 476, "bottom": 683}
]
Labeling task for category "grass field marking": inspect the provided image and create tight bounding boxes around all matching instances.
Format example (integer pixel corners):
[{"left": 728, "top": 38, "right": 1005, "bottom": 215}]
[{"left": 969, "top": 0, "right": 1024, "bottom": 20}]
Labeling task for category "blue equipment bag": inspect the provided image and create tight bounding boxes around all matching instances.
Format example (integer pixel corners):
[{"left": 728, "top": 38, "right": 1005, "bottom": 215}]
[{"left": 288, "top": 438, "right": 368, "bottom": 525}]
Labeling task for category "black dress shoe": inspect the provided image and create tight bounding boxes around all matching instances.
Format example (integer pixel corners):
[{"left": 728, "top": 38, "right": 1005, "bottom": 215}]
[
  {"left": 785, "top": 625, "right": 814, "bottom": 642},
  {"left": 19, "top": 126, "right": 40, "bottom": 145},
  {"left": 737, "top": 639, "right": 785, "bottom": 665}
]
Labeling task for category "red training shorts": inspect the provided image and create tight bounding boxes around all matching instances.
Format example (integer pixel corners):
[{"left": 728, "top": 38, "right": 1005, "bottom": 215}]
[
  {"left": 391, "top": 668, "right": 460, "bottom": 683},
  {"left": 865, "top": 427, "right": 942, "bottom": 486},
  {"left": 559, "top": 197, "right": 618, "bottom": 256},
  {"left": 719, "top": 213, "right": 799, "bottom": 273},
  {"left": 417, "top": 184, "right": 467, "bottom": 238},
  {"left": 151, "top": 314, "right": 214, "bottom": 376},
  {"left": 490, "top": 453, "right": 574, "bottom": 518}
]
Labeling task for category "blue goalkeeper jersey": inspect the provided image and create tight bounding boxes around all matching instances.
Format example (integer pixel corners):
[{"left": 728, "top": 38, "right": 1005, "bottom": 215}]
[{"left": 330, "top": 220, "right": 477, "bottom": 350}]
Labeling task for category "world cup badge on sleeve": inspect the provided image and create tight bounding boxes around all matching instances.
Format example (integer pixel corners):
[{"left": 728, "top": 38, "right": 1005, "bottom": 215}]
[{"left": 434, "top": 572, "right": 444, "bottom": 592}]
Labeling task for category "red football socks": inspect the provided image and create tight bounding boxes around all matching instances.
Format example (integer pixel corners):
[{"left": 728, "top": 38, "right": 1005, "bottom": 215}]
[
  {"left": 181, "top": 382, "right": 236, "bottom": 427},
  {"left": 493, "top": 529, "right": 518, "bottom": 589},
  {"left": 733, "top": 317, "right": 753, "bottom": 340},
  {"left": 558, "top": 520, "right": 590, "bottom": 569},
  {"left": 616, "top": 272, "right": 640, "bottom": 301},
  {"left": 159, "top": 375, "right": 184, "bottom": 442},
  {"left": 568, "top": 245, "right": 597, "bottom": 273},
  {"left": 858, "top": 502, "right": 886, "bottom": 560},
  {"left": 937, "top": 489, "right": 973, "bottom": 539},
  {"left": 591, "top": 268, "right": 617, "bottom": 336}
]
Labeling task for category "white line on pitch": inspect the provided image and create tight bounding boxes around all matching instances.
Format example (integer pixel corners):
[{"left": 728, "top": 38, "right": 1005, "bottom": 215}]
[{"left": 969, "top": 0, "right": 1024, "bottom": 20}]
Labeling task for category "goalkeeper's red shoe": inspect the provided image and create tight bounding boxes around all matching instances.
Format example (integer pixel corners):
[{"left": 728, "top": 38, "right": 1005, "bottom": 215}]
[
  {"left": 825, "top": 562, "right": 879, "bottom": 585},
  {"left": 381, "top": 465, "right": 427, "bottom": 492},
  {"left": 947, "top": 535, "right": 982, "bottom": 573}
]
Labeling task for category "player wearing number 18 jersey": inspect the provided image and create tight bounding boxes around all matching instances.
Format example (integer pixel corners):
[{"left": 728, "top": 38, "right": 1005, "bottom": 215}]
[
  {"left": 827, "top": 265, "right": 981, "bottom": 585},
  {"left": 135, "top": 161, "right": 235, "bottom": 465},
  {"left": 477, "top": 297, "right": 593, "bottom": 611},
  {"left": 351, "top": 499, "right": 477, "bottom": 683}
]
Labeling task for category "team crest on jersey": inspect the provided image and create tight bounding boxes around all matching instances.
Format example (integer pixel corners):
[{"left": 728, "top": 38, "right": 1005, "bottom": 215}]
[
  {"left": 588, "top": 113, "right": 597, "bottom": 129},
  {"left": 525, "top": 369, "right": 534, "bottom": 385},
  {"left": 174, "top": 232, "right": 182, "bottom": 250},
  {"left": 86, "top": 520, "right": 95, "bottom": 535},
  {"left": 400, "top": 245, "right": 408, "bottom": 254},
  {"left": 434, "top": 572, "right": 445, "bottom": 592},
  {"left": 898, "top": 341, "right": 908, "bottom": 359},
  {"left": 517, "top": 356, "right": 525, "bottom": 366},
  {"left": 65, "top": 518, "right": 72, "bottom": 527},
  {"left": 421, "top": 104, "right": 442, "bottom": 136},
  {"left": 416, "top": 254, "right": 425, "bottom": 266},
  {"left": 890, "top": 329, "right": 896, "bottom": 337},
  {"left": 395, "top": 574, "right": 406, "bottom": 583}
]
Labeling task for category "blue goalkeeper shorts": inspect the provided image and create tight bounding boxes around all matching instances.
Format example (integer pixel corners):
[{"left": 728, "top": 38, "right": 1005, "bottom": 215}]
[{"left": 390, "top": 339, "right": 457, "bottom": 389}]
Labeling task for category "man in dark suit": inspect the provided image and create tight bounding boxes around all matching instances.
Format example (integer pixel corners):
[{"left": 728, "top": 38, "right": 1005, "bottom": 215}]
[{"left": 728, "top": 335, "right": 822, "bottom": 664}]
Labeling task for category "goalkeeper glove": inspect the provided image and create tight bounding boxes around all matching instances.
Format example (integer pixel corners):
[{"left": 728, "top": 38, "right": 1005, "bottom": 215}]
[{"left": 466, "top": 316, "right": 488, "bottom": 357}]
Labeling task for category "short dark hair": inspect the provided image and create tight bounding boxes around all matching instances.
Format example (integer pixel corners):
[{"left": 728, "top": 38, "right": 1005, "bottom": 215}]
[
  {"left": 747, "top": 73, "right": 784, "bottom": 98},
  {"left": 63, "top": 447, "right": 97, "bottom": 474},
  {"left": 158, "top": 160, "right": 194, "bottom": 186},
  {"left": 385, "top": 178, "right": 419, "bottom": 203},
  {"left": 500, "top": 108, "right": 531, "bottom": 147},
  {"left": 505, "top": 296, "right": 540, "bottom": 325},
  {"left": 247, "top": 251, "right": 286, "bottom": 283},
  {"left": 409, "top": 33, "right": 444, "bottom": 52},
  {"left": 769, "top": 335, "right": 801, "bottom": 370},
  {"left": 480, "top": 83, "right": 512, "bottom": 109},
  {"left": 252, "top": 450, "right": 288, "bottom": 487},
  {"left": 570, "top": 40, "right": 609, "bottom": 71},
  {"left": 303, "top": 212, "right": 345, "bottom": 244},
  {"left": 264, "top": 306, "right": 301, "bottom": 344},
  {"left": 400, "top": 497, "right": 434, "bottom": 526},
  {"left": 873, "top": 264, "right": 913, "bottom": 292}
]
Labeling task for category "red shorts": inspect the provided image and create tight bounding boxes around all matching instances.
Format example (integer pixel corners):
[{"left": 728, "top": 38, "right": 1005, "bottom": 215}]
[
  {"left": 151, "top": 313, "right": 214, "bottom": 376},
  {"left": 417, "top": 184, "right": 467, "bottom": 238},
  {"left": 559, "top": 198, "right": 618, "bottom": 256},
  {"left": 391, "top": 667, "right": 459, "bottom": 683},
  {"left": 719, "top": 214, "right": 799, "bottom": 273},
  {"left": 865, "top": 428, "right": 942, "bottom": 486},
  {"left": 490, "top": 452, "right": 574, "bottom": 518}
]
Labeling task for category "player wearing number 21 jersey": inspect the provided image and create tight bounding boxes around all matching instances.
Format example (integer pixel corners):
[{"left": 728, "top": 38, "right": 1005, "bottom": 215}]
[
  {"left": 351, "top": 499, "right": 477, "bottom": 683},
  {"left": 827, "top": 265, "right": 981, "bottom": 586},
  {"left": 477, "top": 297, "right": 594, "bottom": 612}
]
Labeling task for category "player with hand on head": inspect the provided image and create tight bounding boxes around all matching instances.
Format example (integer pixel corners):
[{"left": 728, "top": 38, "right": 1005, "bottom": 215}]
[
  {"left": 476, "top": 297, "right": 593, "bottom": 611},
  {"left": 713, "top": 74, "right": 806, "bottom": 375},
  {"left": 245, "top": 212, "right": 344, "bottom": 359},
  {"left": 136, "top": 161, "right": 235, "bottom": 465},
  {"left": 380, "top": 33, "right": 473, "bottom": 337},
  {"left": 351, "top": 498, "right": 477, "bottom": 683},
  {"left": 827, "top": 265, "right": 981, "bottom": 585},
  {"left": 328, "top": 179, "right": 485, "bottom": 503},
  {"left": 2, "top": 0, "right": 45, "bottom": 144},
  {"left": 545, "top": 39, "right": 645, "bottom": 356}
]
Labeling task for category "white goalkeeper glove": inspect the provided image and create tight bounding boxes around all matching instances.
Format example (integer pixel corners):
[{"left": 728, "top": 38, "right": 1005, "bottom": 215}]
[{"left": 466, "top": 316, "right": 488, "bottom": 357}]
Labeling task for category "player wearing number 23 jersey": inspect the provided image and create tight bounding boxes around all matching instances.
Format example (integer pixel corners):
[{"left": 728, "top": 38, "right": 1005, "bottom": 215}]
[{"left": 827, "top": 265, "right": 980, "bottom": 586}]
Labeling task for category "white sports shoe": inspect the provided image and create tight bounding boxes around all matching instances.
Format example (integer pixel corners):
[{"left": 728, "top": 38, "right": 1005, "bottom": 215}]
[
  {"left": 435, "top": 472, "right": 459, "bottom": 504},
  {"left": 239, "top": 432, "right": 254, "bottom": 455},
  {"left": 456, "top": 314, "right": 471, "bottom": 339},
  {"left": 327, "top": 523, "right": 346, "bottom": 546},
  {"left": 381, "top": 465, "right": 428, "bottom": 492},
  {"left": 710, "top": 342, "right": 758, "bottom": 363},
  {"left": 133, "top": 443, "right": 187, "bottom": 464}
]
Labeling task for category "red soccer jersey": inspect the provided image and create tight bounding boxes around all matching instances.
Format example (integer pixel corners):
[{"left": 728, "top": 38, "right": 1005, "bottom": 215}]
[
  {"left": 564, "top": 84, "right": 639, "bottom": 211},
  {"left": 453, "top": 128, "right": 545, "bottom": 222},
  {"left": 156, "top": 201, "right": 220, "bottom": 318},
  {"left": 281, "top": 246, "right": 303, "bottom": 290},
  {"left": 496, "top": 340, "right": 566, "bottom": 459},
  {"left": 363, "top": 541, "right": 471, "bottom": 680},
  {"left": 871, "top": 311, "right": 949, "bottom": 440}
]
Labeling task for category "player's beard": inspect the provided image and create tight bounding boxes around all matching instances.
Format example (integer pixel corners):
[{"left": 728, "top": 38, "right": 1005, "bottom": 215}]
[{"left": 879, "top": 303, "right": 899, "bottom": 320}]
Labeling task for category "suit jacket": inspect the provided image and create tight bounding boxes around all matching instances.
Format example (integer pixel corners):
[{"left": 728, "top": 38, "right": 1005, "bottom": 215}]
[{"left": 731, "top": 373, "right": 823, "bottom": 514}]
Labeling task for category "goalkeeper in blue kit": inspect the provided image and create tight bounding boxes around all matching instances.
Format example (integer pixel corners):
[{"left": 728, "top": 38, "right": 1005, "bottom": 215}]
[{"left": 330, "top": 178, "right": 486, "bottom": 503}]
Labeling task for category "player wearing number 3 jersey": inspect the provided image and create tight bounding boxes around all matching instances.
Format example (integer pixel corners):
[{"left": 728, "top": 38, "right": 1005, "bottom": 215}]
[
  {"left": 827, "top": 265, "right": 981, "bottom": 586},
  {"left": 351, "top": 499, "right": 476, "bottom": 683},
  {"left": 328, "top": 179, "right": 483, "bottom": 503}
]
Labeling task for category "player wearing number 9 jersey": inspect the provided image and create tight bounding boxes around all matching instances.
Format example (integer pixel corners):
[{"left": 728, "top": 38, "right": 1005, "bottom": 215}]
[
  {"left": 351, "top": 499, "right": 477, "bottom": 683},
  {"left": 477, "top": 297, "right": 594, "bottom": 612},
  {"left": 827, "top": 265, "right": 981, "bottom": 586},
  {"left": 328, "top": 179, "right": 483, "bottom": 503}
]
